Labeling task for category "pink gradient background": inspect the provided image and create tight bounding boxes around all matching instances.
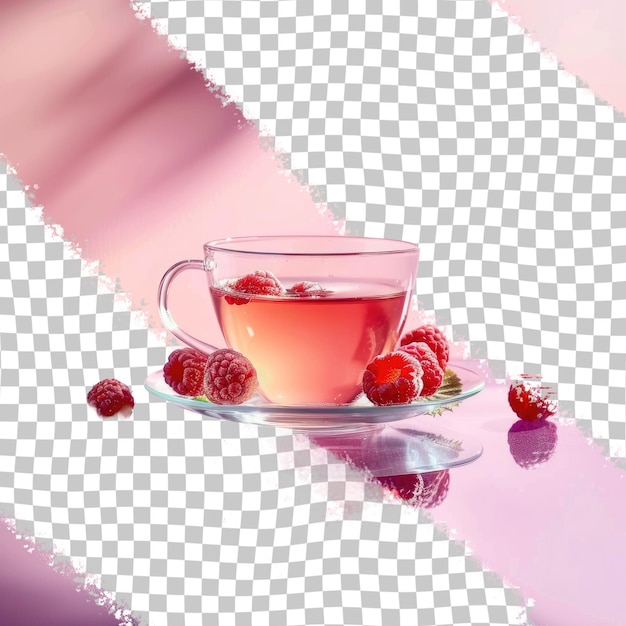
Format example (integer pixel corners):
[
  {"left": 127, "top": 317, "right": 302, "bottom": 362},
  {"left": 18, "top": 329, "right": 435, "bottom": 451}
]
[
  {"left": 490, "top": 0, "right": 626, "bottom": 114},
  {"left": 430, "top": 379, "right": 626, "bottom": 626},
  {"left": 0, "top": 0, "right": 341, "bottom": 347},
  {"left": 0, "top": 522, "right": 122, "bottom": 625},
  {"left": 1, "top": 0, "right": 625, "bottom": 624}
]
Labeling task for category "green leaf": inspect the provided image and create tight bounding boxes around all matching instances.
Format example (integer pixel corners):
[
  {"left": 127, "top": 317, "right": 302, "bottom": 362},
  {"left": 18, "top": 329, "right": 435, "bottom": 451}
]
[
  {"left": 426, "top": 368, "right": 463, "bottom": 400},
  {"left": 423, "top": 368, "right": 463, "bottom": 416}
]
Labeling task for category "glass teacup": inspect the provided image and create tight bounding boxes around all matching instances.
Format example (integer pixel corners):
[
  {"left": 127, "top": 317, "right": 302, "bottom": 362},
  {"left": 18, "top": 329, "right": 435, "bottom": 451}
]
[{"left": 158, "top": 236, "right": 419, "bottom": 405}]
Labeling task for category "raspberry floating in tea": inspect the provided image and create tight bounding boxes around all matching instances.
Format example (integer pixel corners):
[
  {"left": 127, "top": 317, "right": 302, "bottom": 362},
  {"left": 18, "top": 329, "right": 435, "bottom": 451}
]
[
  {"left": 362, "top": 350, "right": 424, "bottom": 406},
  {"left": 203, "top": 348, "right": 259, "bottom": 405},
  {"left": 163, "top": 347, "right": 207, "bottom": 396},
  {"left": 87, "top": 379, "right": 134, "bottom": 417},
  {"left": 398, "top": 341, "right": 444, "bottom": 397},
  {"left": 286, "top": 281, "right": 331, "bottom": 297},
  {"left": 401, "top": 324, "right": 449, "bottom": 370},
  {"left": 224, "top": 270, "right": 284, "bottom": 304},
  {"left": 508, "top": 374, "right": 557, "bottom": 421}
]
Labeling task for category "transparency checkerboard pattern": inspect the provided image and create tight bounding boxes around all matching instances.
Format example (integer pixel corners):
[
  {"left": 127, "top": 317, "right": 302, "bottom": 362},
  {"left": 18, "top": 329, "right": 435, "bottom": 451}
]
[
  {"left": 134, "top": 0, "right": 626, "bottom": 462},
  {"left": 2, "top": 0, "right": 626, "bottom": 624},
  {"left": 0, "top": 166, "right": 527, "bottom": 622}
]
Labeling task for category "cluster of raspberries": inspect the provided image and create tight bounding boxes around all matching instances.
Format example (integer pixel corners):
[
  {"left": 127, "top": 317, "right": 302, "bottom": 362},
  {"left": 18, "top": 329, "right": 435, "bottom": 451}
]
[
  {"left": 222, "top": 272, "right": 452, "bottom": 408},
  {"left": 224, "top": 270, "right": 328, "bottom": 304},
  {"left": 163, "top": 348, "right": 259, "bottom": 405},
  {"left": 88, "top": 267, "right": 558, "bottom": 424},
  {"left": 87, "top": 272, "right": 454, "bottom": 414},
  {"left": 87, "top": 348, "right": 259, "bottom": 416},
  {"left": 362, "top": 324, "right": 449, "bottom": 406},
  {"left": 161, "top": 324, "right": 449, "bottom": 410}
]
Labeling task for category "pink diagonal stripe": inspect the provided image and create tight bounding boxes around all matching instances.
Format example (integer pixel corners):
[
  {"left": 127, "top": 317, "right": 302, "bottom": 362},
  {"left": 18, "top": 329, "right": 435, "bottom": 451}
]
[
  {"left": 2, "top": 2, "right": 625, "bottom": 626},
  {"left": 0, "top": 0, "right": 341, "bottom": 342},
  {"left": 491, "top": 0, "right": 626, "bottom": 113}
]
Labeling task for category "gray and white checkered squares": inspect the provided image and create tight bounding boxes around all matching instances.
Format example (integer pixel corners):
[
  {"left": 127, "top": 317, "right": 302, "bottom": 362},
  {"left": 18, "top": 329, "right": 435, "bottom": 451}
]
[
  {"left": 134, "top": 0, "right": 626, "bottom": 464},
  {"left": 0, "top": 163, "right": 528, "bottom": 623}
]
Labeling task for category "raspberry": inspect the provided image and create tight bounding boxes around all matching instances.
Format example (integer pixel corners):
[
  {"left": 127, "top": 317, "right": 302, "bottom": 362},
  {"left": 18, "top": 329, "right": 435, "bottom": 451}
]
[
  {"left": 203, "top": 348, "right": 259, "bottom": 405},
  {"left": 163, "top": 348, "right": 207, "bottom": 396},
  {"left": 225, "top": 270, "right": 284, "bottom": 304},
  {"left": 87, "top": 379, "right": 134, "bottom": 417},
  {"left": 508, "top": 375, "right": 557, "bottom": 421},
  {"left": 398, "top": 342, "right": 444, "bottom": 397},
  {"left": 508, "top": 419, "right": 558, "bottom": 469},
  {"left": 400, "top": 324, "right": 449, "bottom": 370},
  {"left": 377, "top": 470, "right": 450, "bottom": 508},
  {"left": 362, "top": 351, "right": 423, "bottom": 406},
  {"left": 287, "top": 281, "right": 330, "bottom": 297}
]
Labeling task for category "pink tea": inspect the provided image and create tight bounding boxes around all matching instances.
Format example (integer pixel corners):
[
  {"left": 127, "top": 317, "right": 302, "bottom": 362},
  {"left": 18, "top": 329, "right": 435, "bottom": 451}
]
[{"left": 210, "top": 280, "right": 412, "bottom": 405}]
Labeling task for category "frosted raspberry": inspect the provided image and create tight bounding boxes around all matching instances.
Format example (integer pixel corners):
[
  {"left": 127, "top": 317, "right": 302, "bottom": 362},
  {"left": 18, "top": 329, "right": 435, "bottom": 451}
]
[
  {"left": 400, "top": 324, "right": 449, "bottom": 370},
  {"left": 87, "top": 379, "right": 134, "bottom": 417},
  {"left": 225, "top": 270, "right": 284, "bottom": 304},
  {"left": 203, "top": 349, "right": 259, "bottom": 405},
  {"left": 378, "top": 470, "right": 450, "bottom": 509},
  {"left": 508, "top": 375, "right": 557, "bottom": 421},
  {"left": 287, "top": 281, "right": 330, "bottom": 297},
  {"left": 398, "top": 342, "right": 444, "bottom": 397},
  {"left": 508, "top": 419, "right": 558, "bottom": 469},
  {"left": 163, "top": 348, "right": 207, "bottom": 396},
  {"left": 362, "top": 351, "right": 423, "bottom": 406}
]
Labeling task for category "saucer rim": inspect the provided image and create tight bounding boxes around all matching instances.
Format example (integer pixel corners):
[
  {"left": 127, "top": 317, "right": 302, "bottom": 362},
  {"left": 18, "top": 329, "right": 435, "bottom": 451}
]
[{"left": 144, "top": 360, "right": 485, "bottom": 422}]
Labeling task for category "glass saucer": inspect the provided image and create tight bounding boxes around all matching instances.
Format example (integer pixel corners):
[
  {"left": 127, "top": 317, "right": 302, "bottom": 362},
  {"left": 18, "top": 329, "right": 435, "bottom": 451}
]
[
  {"left": 309, "top": 420, "right": 483, "bottom": 476},
  {"left": 144, "top": 361, "right": 485, "bottom": 475},
  {"left": 144, "top": 360, "right": 484, "bottom": 433}
]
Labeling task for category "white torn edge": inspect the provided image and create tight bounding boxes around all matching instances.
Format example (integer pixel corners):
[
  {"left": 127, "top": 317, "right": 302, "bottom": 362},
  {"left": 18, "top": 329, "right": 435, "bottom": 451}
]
[
  {"left": 1, "top": 155, "right": 171, "bottom": 348},
  {"left": 1, "top": 155, "right": 154, "bottom": 624},
  {"left": 129, "top": 1, "right": 346, "bottom": 235},
  {"left": 0, "top": 517, "right": 139, "bottom": 625}
]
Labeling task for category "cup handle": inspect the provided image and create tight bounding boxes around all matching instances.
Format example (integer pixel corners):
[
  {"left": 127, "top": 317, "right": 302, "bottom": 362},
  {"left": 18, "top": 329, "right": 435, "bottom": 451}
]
[{"left": 158, "top": 259, "right": 219, "bottom": 355}]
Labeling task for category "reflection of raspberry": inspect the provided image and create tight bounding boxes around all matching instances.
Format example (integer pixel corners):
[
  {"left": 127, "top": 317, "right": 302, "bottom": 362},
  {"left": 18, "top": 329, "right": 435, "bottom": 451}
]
[
  {"left": 204, "top": 349, "right": 259, "bottom": 405},
  {"left": 398, "top": 342, "right": 444, "bottom": 397},
  {"left": 400, "top": 324, "right": 449, "bottom": 370},
  {"left": 508, "top": 419, "right": 558, "bottom": 469},
  {"left": 378, "top": 470, "right": 450, "bottom": 508},
  {"left": 287, "top": 281, "right": 329, "bottom": 297},
  {"left": 163, "top": 348, "right": 207, "bottom": 396},
  {"left": 362, "top": 351, "right": 423, "bottom": 406},
  {"left": 508, "top": 375, "right": 557, "bottom": 421},
  {"left": 225, "top": 270, "right": 284, "bottom": 304},
  {"left": 87, "top": 379, "right": 134, "bottom": 417}
]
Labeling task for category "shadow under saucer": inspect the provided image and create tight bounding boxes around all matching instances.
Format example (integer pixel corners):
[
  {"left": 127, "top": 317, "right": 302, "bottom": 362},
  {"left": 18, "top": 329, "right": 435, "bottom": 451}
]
[{"left": 310, "top": 417, "right": 483, "bottom": 477}]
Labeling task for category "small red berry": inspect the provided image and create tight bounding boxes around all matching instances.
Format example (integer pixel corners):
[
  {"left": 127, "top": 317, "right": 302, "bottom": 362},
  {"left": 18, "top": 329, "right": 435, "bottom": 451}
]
[
  {"left": 203, "top": 349, "right": 259, "bottom": 405},
  {"left": 225, "top": 270, "right": 284, "bottom": 304},
  {"left": 362, "top": 351, "right": 424, "bottom": 406},
  {"left": 508, "top": 375, "right": 557, "bottom": 421},
  {"left": 287, "top": 281, "right": 330, "bottom": 297},
  {"left": 87, "top": 379, "right": 134, "bottom": 417},
  {"left": 398, "top": 342, "right": 444, "bottom": 397},
  {"left": 163, "top": 348, "right": 207, "bottom": 396},
  {"left": 400, "top": 324, "right": 449, "bottom": 370}
]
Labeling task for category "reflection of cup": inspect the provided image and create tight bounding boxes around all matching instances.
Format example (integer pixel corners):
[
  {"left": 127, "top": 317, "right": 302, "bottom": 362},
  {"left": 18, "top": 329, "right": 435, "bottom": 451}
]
[
  {"left": 507, "top": 419, "right": 558, "bottom": 469},
  {"left": 158, "top": 236, "right": 418, "bottom": 405}
]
